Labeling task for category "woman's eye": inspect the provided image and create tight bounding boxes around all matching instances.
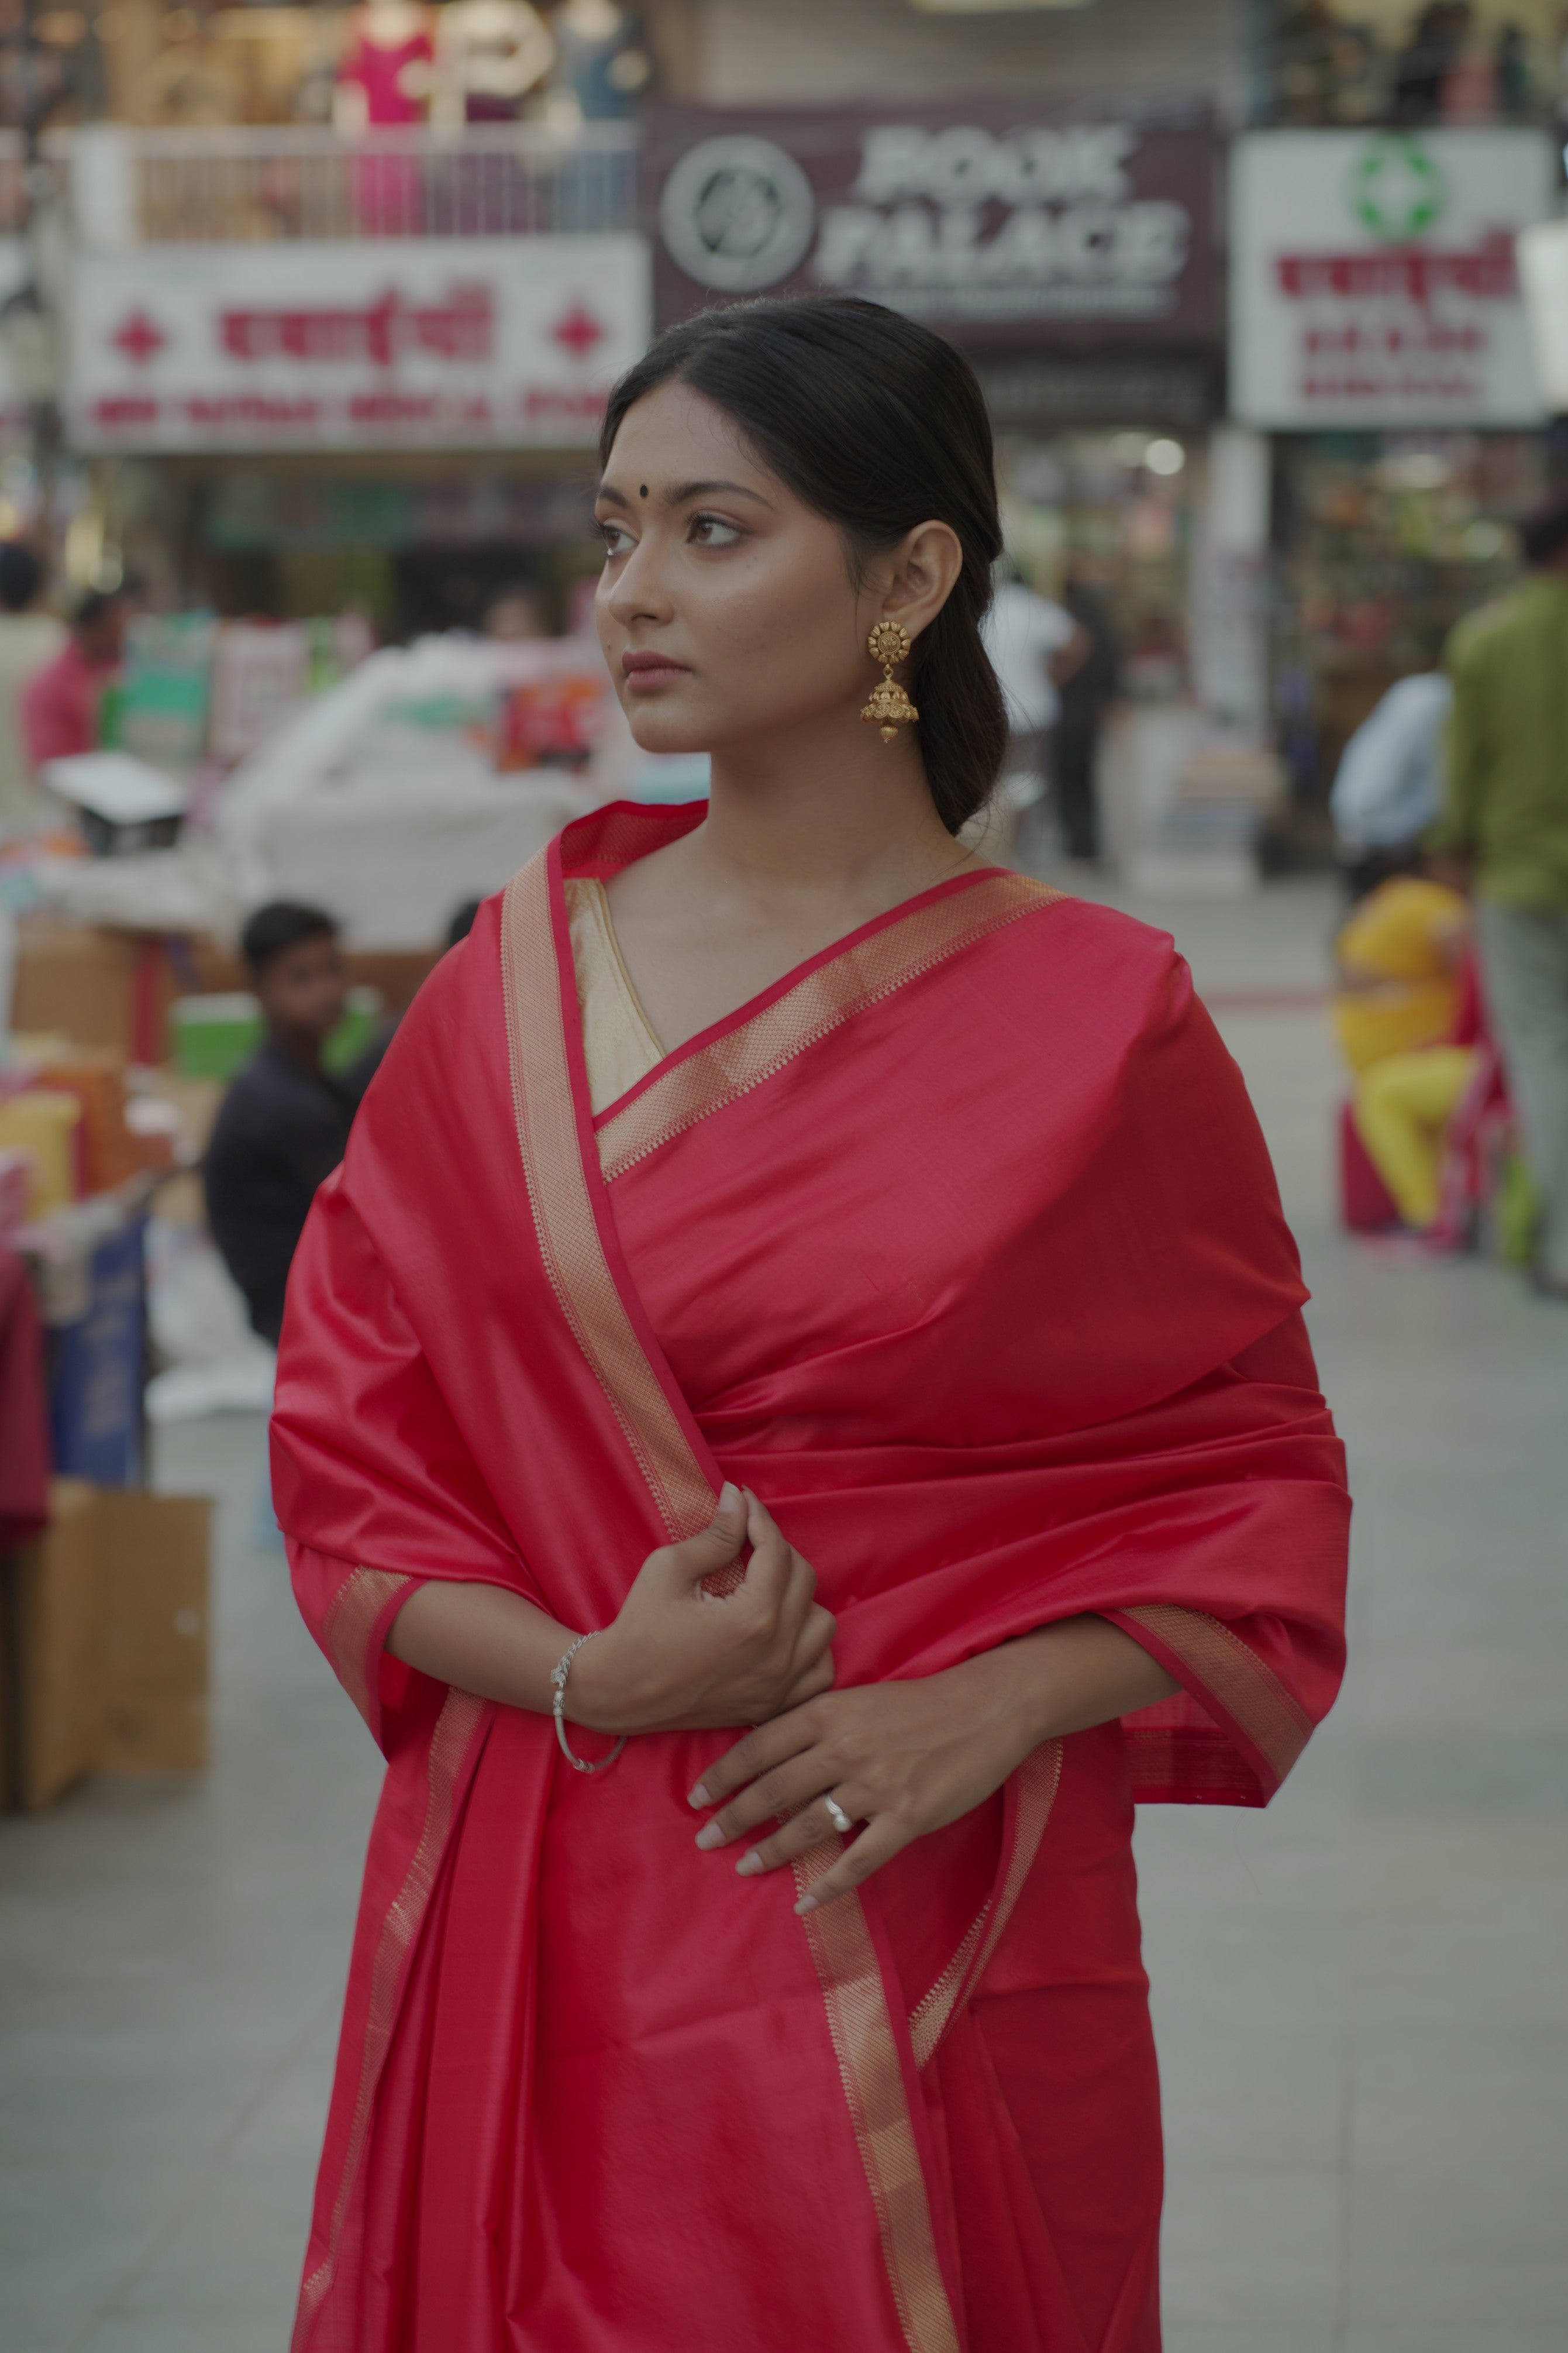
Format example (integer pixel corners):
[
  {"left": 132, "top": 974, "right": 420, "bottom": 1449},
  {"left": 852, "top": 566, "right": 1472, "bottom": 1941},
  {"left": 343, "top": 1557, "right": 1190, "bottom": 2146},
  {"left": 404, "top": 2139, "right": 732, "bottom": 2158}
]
[
  {"left": 689, "top": 514, "right": 743, "bottom": 548},
  {"left": 597, "top": 521, "right": 632, "bottom": 558}
]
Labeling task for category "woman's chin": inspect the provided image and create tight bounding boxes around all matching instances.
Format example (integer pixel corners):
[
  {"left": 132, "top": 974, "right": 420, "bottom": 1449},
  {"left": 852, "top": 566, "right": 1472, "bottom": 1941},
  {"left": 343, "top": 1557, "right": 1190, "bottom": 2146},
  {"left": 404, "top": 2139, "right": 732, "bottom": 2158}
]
[{"left": 626, "top": 704, "right": 711, "bottom": 756}]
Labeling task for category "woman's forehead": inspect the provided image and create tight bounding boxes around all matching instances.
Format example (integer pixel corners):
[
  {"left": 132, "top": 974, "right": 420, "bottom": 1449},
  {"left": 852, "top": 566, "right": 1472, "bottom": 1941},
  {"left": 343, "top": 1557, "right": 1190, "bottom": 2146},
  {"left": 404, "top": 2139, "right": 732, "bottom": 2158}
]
[{"left": 602, "top": 382, "right": 776, "bottom": 494}]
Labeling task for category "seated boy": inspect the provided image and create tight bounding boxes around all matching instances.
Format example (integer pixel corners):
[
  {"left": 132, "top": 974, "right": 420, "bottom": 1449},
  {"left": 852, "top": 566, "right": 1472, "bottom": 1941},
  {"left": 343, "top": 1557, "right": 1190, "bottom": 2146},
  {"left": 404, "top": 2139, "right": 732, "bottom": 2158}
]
[{"left": 204, "top": 902, "right": 369, "bottom": 1345}]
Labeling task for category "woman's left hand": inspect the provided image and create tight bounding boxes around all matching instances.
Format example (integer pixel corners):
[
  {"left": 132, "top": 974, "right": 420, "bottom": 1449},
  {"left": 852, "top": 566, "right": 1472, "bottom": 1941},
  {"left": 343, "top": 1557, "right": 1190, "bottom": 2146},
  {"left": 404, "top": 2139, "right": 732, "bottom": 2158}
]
[{"left": 687, "top": 1655, "right": 1043, "bottom": 1912}]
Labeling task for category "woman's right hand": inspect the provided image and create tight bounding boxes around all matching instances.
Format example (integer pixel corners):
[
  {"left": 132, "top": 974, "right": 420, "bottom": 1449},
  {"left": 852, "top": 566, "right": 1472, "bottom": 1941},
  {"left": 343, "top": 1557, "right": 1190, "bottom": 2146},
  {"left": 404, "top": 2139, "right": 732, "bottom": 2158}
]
[{"left": 569, "top": 1484, "right": 835, "bottom": 1735}]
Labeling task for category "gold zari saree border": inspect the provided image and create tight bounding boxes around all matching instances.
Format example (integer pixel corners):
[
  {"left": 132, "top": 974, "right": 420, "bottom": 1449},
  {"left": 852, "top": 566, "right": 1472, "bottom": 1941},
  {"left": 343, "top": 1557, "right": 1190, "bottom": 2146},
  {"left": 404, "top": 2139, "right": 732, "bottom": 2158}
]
[
  {"left": 323, "top": 1565, "right": 411, "bottom": 1729},
  {"left": 502, "top": 850, "right": 717, "bottom": 1546},
  {"left": 597, "top": 871, "right": 1063, "bottom": 1182},
  {"left": 1121, "top": 1602, "right": 1313, "bottom": 1782},
  {"left": 907, "top": 1739, "right": 1063, "bottom": 2070},
  {"left": 794, "top": 1843, "right": 962, "bottom": 2353},
  {"left": 295, "top": 1684, "right": 486, "bottom": 2339}
]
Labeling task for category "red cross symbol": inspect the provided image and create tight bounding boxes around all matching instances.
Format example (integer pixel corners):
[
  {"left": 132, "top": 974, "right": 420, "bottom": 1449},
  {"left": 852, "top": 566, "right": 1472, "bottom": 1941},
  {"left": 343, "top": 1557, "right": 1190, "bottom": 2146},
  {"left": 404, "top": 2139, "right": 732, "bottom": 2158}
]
[
  {"left": 551, "top": 304, "right": 605, "bottom": 362},
  {"left": 112, "top": 309, "right": 167, "bottom": 367}
]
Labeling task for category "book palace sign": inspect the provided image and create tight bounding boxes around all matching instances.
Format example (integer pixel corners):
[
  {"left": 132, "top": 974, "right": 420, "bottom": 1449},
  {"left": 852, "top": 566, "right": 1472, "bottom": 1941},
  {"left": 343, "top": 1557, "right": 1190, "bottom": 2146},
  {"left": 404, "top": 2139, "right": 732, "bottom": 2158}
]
[{"left": 648, "top": 104, "right": 1218, "bottom": 342}]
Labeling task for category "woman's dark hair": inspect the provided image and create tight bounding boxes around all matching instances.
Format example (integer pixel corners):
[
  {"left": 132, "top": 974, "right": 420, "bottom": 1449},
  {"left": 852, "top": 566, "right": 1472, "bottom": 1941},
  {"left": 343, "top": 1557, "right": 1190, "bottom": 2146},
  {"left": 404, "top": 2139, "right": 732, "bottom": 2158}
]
[{"left": 599, "top": 296, "right": 1008, "bottom": 834}]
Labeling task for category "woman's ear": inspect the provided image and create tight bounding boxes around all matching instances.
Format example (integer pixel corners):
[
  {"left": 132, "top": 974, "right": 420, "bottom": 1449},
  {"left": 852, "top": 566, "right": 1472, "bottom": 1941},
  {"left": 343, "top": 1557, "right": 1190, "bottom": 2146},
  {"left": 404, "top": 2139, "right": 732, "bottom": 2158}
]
[{"left": 878, "top": 521, "right": 964, "bottom": 643}]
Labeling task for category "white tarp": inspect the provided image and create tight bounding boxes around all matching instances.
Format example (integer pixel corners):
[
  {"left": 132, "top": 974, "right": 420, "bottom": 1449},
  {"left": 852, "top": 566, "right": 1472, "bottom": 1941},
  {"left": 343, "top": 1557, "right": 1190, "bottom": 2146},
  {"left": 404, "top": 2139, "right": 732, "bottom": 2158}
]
[{"left": 216, "top": 634, "right": 622, "bottom": 948}]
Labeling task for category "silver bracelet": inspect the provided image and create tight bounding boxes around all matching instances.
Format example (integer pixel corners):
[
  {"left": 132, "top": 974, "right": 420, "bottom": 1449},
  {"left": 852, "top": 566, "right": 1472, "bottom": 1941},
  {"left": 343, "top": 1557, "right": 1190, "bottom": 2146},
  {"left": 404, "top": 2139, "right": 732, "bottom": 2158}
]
[{"left": 550, "top": 1632, "right": 629, "bottom": 1775}]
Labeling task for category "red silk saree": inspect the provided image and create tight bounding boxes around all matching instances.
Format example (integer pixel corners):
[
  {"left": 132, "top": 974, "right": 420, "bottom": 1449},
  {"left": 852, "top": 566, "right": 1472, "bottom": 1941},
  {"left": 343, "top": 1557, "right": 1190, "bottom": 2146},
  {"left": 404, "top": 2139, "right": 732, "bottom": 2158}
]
[{"left": 273, "top": 803, "right": 1349, "bottom": 2353}]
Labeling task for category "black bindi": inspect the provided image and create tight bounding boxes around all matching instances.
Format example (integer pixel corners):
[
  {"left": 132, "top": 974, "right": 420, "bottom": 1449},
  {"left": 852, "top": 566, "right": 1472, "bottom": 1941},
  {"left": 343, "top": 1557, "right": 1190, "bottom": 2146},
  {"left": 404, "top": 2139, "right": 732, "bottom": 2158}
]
[{"left": 639, "top": 484, "right": 649, "bottom": 498}]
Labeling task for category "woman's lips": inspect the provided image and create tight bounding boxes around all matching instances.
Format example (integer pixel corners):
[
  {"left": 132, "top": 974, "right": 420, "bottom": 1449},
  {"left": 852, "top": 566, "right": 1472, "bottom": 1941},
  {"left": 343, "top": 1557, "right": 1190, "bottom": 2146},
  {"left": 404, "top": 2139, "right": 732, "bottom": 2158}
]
[{"left": 621, "top": 651, "right": 691, "bottom": 690}]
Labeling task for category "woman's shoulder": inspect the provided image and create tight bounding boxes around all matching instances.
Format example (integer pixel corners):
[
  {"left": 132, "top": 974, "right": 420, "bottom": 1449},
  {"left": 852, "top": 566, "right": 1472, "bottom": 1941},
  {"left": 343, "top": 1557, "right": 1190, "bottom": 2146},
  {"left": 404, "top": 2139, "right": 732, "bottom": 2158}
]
[
  {"left": 1000, "top": 875, "right": 1184, "bottom": 989},
  {"left": 973, "top": 876, "right": 1201, "bottom": 1071}
]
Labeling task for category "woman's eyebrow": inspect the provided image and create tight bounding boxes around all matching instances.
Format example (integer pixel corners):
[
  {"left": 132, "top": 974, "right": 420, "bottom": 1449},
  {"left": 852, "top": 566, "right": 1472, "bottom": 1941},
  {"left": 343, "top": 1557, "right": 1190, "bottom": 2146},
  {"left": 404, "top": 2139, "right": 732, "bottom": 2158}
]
[
  {"left": 595, "top": 477, "right": 775, "bottom": 510},
  {"left": 669, "top": 479, "right": 774, "bottom": 507}
]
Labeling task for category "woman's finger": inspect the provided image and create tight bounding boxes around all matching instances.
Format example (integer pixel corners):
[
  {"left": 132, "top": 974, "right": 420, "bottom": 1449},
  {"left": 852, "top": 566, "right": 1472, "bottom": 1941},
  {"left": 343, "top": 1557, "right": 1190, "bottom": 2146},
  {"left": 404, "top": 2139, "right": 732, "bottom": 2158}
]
[
  {"left": 688, "top": 1700, "right": 820, "bottom": 1810},
  {"left": 738, "top": 1492, "right": 793, "bottom": 1612},
  {"left": 794, "top": 1814, "right": 913, "bottom": 1911},
  {"left": 775, "top": 1650, "right": 835, "bottom": 1714},
  {"left": 773, "top": 1545, "right": 818, "bottom": 1644},
  {"left": 795, "top": 1602, "right": 835, "bottom": 1666},
  {"left": 653, "top": 1483, "right": 746, "bottom": 1595},
  {"left": 694, "top": 1746, "right": 832, "bottom": 1848},
  {"left": 730, "top": 1793, "right": 865, "bottom": 1876}
]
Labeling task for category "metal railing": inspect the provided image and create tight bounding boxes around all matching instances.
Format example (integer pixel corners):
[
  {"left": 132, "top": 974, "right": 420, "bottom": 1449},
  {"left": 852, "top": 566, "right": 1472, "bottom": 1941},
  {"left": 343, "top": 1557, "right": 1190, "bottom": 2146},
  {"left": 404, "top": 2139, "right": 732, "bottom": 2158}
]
[{"left": 63, "top": 122, "right": 639, "bottom": 249}]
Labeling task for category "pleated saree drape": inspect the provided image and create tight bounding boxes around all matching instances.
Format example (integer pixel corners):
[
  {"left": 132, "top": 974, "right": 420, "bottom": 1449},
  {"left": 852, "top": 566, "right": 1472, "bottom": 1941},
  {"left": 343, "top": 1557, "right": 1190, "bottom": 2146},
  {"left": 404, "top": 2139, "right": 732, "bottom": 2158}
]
[{"left": 274, "top": 802, "right": 1349, "bottom": 2353}]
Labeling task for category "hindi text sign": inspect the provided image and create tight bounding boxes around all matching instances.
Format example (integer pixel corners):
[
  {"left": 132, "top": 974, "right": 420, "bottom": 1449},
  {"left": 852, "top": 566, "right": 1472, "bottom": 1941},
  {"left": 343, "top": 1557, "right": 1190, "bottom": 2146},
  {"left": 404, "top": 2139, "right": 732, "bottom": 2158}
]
[
  {"left": 1231, "top": 129, "right": 1552, "bottom": 429},
  {"left": 67, "top": 236, "right": 650, "bottom": 452}
]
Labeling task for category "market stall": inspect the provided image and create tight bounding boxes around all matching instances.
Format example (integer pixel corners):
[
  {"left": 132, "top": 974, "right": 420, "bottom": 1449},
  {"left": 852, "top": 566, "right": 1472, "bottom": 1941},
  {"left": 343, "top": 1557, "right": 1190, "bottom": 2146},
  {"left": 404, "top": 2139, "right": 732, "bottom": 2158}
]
[{"left": 216, "top": 628, "right": 624, "bottom": 946}]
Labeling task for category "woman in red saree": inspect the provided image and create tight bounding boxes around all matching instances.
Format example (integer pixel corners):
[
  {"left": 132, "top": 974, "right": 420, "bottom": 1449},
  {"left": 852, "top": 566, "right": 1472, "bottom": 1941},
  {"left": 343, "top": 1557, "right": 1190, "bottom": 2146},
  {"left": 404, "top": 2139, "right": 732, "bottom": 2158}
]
[{"left": 274, "top": 298, "right": 1349, "bottom": 2353}]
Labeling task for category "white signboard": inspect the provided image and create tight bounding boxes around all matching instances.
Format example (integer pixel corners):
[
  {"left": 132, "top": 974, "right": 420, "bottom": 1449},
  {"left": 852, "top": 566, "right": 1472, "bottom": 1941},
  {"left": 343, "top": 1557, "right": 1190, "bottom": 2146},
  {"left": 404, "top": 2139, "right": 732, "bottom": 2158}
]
[
  {"left": 1231, "top": 129, "right": 1552, "bottom": 429},
  {"left": 66, "top": 235, "right": 650, "bottom": 452}
]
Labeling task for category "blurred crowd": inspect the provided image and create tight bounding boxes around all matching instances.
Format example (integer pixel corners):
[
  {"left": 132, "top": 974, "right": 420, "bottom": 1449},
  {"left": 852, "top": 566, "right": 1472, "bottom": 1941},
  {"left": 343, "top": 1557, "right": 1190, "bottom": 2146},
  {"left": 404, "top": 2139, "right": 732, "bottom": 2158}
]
[{"left": 1329, "top": 486, "right": 1568, "bottom": 1299}]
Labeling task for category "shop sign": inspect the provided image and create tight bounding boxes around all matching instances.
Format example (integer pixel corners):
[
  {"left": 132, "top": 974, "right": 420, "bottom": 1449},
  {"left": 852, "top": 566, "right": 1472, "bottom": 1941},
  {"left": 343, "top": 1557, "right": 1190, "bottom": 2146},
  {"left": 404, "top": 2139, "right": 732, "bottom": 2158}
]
[
  {"left": 66, "top": 236, "right": 650, "bottom": 453},
  {"left": 1230, "top": 129, "right": 1552, "bottom": 429},
  {"left": 647, "top": 105, "right": 1218, "bottom": 342}
]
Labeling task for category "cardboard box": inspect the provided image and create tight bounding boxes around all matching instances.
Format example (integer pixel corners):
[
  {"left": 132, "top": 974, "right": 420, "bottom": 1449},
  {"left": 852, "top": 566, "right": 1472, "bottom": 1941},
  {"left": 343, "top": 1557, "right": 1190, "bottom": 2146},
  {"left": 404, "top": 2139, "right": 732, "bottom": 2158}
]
[
  {"left": 95, "top": 1490, "right": 210, "bottom": 1774},
  {"left": 0, "top": 1479, "right": 101, "bottom": 1810},
  {"left": 189, "top": 940, "right": 440, "bottom": 1016},
  {"left": 0, "top": 1091, "right": 83, "bottom": 1216},
  {"left": 32, "top": 1051, "right": 147, "bottom": 1194},
  {"left": 11, "top": 920, "right": 441, "bottom": 1069},
  {"left": 0, "top": 1481, "right": 211, "bottom": 1808},
  {"left": 12, "top": 916, "right": 144, "bottom": 1057}
]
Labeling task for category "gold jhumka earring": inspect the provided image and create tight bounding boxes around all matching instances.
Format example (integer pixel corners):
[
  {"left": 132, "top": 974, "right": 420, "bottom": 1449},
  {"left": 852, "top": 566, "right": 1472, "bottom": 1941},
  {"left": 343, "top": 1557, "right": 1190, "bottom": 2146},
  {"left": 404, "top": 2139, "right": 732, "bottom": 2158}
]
[{"left": 860, "top": 620, "right": 918, "bottom": 743}]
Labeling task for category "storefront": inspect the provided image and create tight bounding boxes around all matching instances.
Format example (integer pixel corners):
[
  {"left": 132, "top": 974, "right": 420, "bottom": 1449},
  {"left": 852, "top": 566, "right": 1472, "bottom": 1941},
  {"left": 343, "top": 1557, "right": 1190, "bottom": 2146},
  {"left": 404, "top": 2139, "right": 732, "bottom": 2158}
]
[
  {"left": 1230, "top": 124, "right": 1556, "bottom": 811},
  {"left": 645, "top": 103, "right": 1225, "bottom": 709},
  {"left": 61, "top": 220, "right": 650, "bottom": 635}
]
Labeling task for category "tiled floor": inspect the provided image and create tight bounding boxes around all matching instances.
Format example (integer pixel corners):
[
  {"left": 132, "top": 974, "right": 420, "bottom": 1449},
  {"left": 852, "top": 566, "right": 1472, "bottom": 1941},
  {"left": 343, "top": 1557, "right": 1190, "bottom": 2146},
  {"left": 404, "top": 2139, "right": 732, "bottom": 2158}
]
[{"left": 2, "top": 876, "right": 1564, "bottom": 2351}]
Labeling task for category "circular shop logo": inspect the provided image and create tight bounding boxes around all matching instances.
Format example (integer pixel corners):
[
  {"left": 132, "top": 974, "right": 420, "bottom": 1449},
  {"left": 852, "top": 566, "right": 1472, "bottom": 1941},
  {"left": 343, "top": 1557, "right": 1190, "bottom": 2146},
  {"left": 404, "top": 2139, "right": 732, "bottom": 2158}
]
[
  {"left": 659, "top": 135, "right": 816, "bottom": 292},
  {"left": 1350, "top": 132, "right": 1446, "bottom": 241}
]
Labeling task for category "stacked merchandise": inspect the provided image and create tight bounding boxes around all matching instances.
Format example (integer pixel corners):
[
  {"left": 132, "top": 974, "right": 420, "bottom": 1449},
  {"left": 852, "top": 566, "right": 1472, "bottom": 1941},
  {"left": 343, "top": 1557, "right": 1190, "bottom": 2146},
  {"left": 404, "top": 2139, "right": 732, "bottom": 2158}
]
[{"left": 0, "top": 1033, "right": 213, "bottom": 1812}]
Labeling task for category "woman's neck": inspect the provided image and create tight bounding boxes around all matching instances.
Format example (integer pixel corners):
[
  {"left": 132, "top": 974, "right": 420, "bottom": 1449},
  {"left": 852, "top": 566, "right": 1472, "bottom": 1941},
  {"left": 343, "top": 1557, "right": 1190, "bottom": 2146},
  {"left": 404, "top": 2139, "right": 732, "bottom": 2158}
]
[
  {"left": 602, "top": 718, "right": 987, "bottom": 1056},
  {"left": 691, "top": 718, "right": 979, "bottom": 923}
]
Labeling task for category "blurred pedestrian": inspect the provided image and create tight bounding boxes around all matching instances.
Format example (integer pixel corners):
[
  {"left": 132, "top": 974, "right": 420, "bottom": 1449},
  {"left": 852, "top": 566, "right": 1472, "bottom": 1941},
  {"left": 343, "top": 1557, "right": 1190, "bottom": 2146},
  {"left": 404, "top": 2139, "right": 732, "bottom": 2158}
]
[
  {"left": 1054, "top": 573, "right": 1120, "bottom": 863},
  {"left": 980, "top": 563, "right": 1086, "bottom": 841},
  {"left": 0, "top": 543, "right": 63, "bottom": 829},
  {"left": 204, "top": 903, "right": 368, "bottom": 1346},
  {"left": 1333, "top": 865, "right": 1476, "bottom": 1232},
  {"left": 1331, "top": 664, "right": 1452, "bottom": 898},
  {"left": 483, "top": 580, "right": 547, "bottom": 641},
  {"left": 19, "top": 585, "right": 129, "bottom": 769},
  {"left": 1433, "top": 490, "right": 1568, "bottom": 1297}
]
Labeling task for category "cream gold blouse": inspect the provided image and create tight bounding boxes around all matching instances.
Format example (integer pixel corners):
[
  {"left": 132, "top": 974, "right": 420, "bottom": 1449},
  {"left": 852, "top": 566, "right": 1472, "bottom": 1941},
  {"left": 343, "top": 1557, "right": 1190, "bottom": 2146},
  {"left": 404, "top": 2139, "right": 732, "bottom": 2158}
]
[{"left": 564, "top": 877, "right": 667, "bottom": 1115}]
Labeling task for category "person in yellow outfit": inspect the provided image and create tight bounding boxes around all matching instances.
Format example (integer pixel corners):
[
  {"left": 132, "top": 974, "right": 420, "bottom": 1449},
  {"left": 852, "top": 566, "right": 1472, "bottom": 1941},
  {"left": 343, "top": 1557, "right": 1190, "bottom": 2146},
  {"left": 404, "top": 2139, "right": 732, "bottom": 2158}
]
[{"left": 1333, "top": 871, "right": 1478, "bottom": 1230}]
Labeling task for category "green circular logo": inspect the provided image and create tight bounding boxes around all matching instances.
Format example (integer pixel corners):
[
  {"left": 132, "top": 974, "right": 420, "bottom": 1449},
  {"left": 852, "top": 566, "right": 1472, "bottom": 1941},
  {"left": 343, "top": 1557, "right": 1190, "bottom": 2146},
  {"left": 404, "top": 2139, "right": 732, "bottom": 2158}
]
[{"left": 1350, "top": 133, "right": 1446, "bottom": 241}]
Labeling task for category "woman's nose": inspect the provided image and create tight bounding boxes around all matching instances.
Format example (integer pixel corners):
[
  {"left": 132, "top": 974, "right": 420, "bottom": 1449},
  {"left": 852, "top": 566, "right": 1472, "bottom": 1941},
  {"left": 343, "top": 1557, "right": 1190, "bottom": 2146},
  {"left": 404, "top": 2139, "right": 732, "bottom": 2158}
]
[{"left": 605, "top": 534, "right": 674, "bottom": 628}]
